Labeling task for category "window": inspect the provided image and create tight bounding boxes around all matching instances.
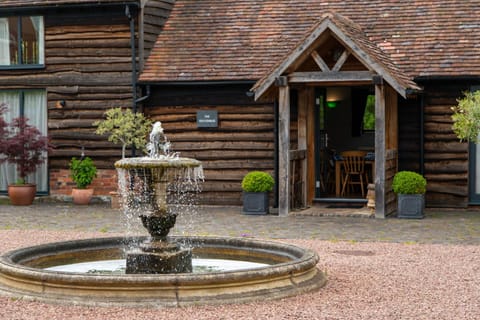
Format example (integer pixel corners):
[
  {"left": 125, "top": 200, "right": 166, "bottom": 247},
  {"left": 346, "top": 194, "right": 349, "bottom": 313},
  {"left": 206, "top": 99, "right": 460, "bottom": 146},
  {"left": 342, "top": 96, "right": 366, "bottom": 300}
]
[
  {"left": 0, "top": 16, "right": 44, "bottom": 67},
  {"left": 0, "top": 90, "right": 48, "bottom": 193},
  {"left": 362, "top": 95, "right": 375, "bottom": 131}
]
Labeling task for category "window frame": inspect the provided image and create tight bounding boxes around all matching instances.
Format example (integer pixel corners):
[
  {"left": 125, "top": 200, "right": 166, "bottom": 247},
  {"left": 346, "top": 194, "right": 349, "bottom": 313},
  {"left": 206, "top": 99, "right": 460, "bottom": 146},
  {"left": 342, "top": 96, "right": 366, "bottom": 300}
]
[{"left": 0, "top": 15, "right": 45, "bottom": 70}]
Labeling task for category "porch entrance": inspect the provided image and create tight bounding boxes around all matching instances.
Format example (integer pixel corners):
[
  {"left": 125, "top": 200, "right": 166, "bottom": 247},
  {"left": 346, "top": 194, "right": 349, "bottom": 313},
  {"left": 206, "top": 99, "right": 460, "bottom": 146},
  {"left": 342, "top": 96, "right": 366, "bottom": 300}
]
[
  {"left": 251, "top": 13, "right": 420, "bottom": 217},
  {"left": 314, "top": 86, "right": 375, "bottom": 201}
]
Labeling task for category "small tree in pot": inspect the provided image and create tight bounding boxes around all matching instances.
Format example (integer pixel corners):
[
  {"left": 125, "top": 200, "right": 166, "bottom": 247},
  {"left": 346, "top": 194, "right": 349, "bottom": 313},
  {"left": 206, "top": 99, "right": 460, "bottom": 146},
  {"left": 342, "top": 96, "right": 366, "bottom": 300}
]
[
  {"left": 70, "top": 156, "right": 97, "bottom": 205},
  {"left": 392, "top": 171, "right": 427, "bottom": 219},
  {"left": 1, "top": 110, "right": 51, "bottom": 205},
  {"left": 94, "top": 107, "right": 152, "bottom": 159},
  {"left": 94, "top": 107, "right": 152, "bottom": 208},
  {"left": 241, "top": 171, "right": 275, "bottom": 215}
]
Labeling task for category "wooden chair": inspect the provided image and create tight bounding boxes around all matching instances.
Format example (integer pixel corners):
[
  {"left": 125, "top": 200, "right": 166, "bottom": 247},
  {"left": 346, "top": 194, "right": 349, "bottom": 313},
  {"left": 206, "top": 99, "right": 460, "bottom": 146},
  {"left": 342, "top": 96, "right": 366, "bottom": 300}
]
[{"left": 340, "top": 151, "right": 368, "bottom": 197}]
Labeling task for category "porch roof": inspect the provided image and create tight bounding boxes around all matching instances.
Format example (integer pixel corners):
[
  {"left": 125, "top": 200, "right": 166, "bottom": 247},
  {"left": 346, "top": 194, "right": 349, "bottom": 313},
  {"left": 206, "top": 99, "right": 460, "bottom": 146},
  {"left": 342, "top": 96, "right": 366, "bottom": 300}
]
[
  {"left": 252, "top": 12, "right": 421, "bottom": 100},
  {"left": 140, "top": 0, "right": 480, "bottom": 85}
]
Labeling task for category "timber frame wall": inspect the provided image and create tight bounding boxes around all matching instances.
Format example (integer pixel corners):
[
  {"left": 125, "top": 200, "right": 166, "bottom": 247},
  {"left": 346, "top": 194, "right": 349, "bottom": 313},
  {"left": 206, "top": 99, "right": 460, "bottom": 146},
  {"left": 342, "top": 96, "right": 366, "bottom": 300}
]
[
  {"left": 419, "top": 80, "right": 474, "bottom": 208},
  {"left": 0, "top": 1, "right": 174, "bottom": 197},
  {"left": 145, "top": 84, "right": 275, "bottom": 205}
]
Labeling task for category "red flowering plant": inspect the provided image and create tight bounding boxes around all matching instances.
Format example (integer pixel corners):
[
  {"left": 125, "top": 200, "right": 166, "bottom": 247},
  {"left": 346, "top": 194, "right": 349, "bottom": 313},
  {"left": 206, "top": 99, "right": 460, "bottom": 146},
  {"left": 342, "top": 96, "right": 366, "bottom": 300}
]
[{"left": 2, "top": 114, "right": 51, "bottom": 185}]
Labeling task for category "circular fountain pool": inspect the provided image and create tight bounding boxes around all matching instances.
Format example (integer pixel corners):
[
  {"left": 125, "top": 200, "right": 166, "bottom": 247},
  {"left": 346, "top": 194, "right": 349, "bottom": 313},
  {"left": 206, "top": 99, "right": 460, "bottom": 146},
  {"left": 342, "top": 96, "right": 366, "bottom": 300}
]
[{"left": 0, "top": 236, "right": 325, "bottom": 307}]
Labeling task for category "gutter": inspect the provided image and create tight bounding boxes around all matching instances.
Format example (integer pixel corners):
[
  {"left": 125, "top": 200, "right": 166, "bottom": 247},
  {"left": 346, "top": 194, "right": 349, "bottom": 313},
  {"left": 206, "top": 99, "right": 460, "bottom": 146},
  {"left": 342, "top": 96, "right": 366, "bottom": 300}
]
[
  {"left": 0, "top": 2, "right": 139, "bottom": 15},
  {"left": 415, "top": 75, "right": 480, "bottom": 83},
  {"left": 139, "top": 80, "right": 256, "bottom": 86}
]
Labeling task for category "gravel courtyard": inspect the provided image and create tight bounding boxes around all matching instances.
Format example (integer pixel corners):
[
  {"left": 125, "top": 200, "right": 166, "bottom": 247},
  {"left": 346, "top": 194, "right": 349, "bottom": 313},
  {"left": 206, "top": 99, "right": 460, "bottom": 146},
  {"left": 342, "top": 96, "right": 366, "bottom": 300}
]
[{"left": 0, "top": 203, "right": 479, "bottom": 319}]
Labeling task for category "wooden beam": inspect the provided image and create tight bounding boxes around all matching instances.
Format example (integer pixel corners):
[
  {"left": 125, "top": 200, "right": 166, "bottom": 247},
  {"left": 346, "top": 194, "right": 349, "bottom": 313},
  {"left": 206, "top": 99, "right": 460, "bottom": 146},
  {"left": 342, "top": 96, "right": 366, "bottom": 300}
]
[
  {"left": 375, "top": 81, "right": 386, "bottom": 219},
  {"left": 332, "top": 50, "right": 350, "bottom": 72},
  {"left": 311, "top": 51, "right": 330, "bottom": 72},
  {"left": 277, "top": 79, "right": 290, "bottom": 217},
  {"left": 297, "top": 87, "right": 310, "bottom": 207},
  {"left": 288, "top": 71, "right": 374, "bottom": 83}
]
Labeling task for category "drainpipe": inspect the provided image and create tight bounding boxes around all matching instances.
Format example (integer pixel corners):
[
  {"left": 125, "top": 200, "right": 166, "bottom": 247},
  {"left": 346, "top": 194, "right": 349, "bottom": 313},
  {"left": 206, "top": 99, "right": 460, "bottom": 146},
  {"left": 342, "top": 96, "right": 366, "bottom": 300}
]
[
  {"left": 126, "top": 5, "right": 137, "bottom": 113},
  {"left": 135, "top": 85, "right": 151, "bottom": 105},
  {"left": 274, "top": 99, "right": 279, "bottom": 208},
  {"left": 420, "top": 93, "right": 425, "bottom": 176}
]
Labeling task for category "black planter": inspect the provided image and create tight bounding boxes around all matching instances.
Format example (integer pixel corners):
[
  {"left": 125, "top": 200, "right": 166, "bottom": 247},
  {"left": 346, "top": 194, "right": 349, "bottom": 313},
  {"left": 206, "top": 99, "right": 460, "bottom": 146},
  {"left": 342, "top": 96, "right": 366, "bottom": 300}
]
[
  {"left": 397, "top": 194, "right": 425, "bottom": 219},
  {"left": 242, "top": 192, "right": 269, "bottom": 215}
]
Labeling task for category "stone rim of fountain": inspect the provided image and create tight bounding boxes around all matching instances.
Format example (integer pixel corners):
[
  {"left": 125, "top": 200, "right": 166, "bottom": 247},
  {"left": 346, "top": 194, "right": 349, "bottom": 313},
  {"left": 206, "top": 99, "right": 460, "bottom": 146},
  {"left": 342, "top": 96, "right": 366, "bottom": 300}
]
[{"left": 0, "top": 236, "right": 326, "bottom": 307}]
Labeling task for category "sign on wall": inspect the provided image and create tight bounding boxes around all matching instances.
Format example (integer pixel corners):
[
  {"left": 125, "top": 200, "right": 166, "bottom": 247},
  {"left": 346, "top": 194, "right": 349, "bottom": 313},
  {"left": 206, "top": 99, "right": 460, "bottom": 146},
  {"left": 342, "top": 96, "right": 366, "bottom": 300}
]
[{"left": 197, "top": 110, "right": 218, "bottom": 128}]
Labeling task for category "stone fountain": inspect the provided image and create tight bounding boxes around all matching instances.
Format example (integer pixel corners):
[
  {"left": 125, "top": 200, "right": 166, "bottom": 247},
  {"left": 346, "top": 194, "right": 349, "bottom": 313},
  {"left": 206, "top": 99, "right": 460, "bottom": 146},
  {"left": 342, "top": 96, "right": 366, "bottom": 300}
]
[
  {"left": 115, "top": 121, "right": 203, "bottom": 274},
  {"left": 0, "top": 122, "right": 326, "bottom": 307}
]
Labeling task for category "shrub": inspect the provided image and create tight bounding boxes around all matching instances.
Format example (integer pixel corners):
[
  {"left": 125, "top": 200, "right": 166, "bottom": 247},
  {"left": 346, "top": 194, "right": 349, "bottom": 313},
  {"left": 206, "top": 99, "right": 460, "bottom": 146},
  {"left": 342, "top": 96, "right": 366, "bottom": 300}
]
[
  {"left": 392, "top": 171, "right": 427, "bottom": 195},
  {"left": 3, "top": 115, "right": 51, "bottom": 184},
  {"left": 70, "top": 157, "right": 97, "bottom": 189},
  {"left": 94, "top": 107, "right": 152, "bottom": 158},
  {"left": 451, "top": 90, "right": 480, "bottom": 143},
  {"left": 241, "top": 171, "right": 275, "bottom": 193}
]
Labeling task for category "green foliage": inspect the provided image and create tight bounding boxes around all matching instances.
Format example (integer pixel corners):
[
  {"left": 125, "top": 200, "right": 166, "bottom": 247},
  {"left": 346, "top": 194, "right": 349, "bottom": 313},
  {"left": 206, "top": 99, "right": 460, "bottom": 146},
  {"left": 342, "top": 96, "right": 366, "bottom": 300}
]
[
  {"left": 93, "top": 108, "right": 152, "bottom": 158},
  {"left": 70, "top": 157, "right": 97, "bottom": 189},
  {"left": 0, "top": 107, "right": 51, "bottom": 184},
  {"left": 451, "top": 90, "right": 480, "bottom": 143},
  {"left": 392, "top": 171, "right": 427, "bottom": 195},
  {"left": 362, "top": 95, "right": 375, "bottom": 130},
  {"left": 241, "top": 171, "right": 275, "bottom": 192}
]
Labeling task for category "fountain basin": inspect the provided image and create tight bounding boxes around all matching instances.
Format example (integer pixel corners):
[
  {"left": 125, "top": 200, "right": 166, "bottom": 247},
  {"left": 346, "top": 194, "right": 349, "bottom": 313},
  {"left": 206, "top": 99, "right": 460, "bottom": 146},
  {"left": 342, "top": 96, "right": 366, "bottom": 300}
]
[{"left": 0, "top": 236, "right": 325, "bottom": 307}]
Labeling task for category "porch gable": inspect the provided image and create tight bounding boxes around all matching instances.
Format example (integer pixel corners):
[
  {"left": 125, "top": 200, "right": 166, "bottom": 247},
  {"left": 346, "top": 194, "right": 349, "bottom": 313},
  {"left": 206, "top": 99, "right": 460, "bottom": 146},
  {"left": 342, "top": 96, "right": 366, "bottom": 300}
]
[{"left": 251, "top": 12, "right": 420, "bottom": 101}]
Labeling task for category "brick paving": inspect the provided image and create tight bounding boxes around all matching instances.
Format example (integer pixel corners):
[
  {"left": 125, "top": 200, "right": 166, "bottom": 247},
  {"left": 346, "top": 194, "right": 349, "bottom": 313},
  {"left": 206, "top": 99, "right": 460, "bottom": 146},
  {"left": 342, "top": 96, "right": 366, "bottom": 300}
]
[{"left": 0, "top": 201, "right": 479, "bottom": 245}]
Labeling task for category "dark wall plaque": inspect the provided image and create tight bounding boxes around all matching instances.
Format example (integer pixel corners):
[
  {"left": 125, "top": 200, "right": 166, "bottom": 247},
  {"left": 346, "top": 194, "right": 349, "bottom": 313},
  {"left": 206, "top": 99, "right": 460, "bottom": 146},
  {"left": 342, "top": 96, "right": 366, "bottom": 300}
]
[{"left": 197, "top": 110, "right": 218, "bottom": 128}]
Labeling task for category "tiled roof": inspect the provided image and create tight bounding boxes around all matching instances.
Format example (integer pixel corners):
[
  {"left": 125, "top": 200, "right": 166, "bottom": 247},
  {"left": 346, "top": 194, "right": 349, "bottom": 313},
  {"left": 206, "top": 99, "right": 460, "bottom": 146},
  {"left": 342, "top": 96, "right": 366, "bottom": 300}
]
[
  {"left": 0, "top": 0, "right": 133, "bottom": 8},
  {"left": 252, "top": 12, "right": 421, "bottom": 99},
  {"left": 140, "top": 0, "right": 480, "bottom": 83}
]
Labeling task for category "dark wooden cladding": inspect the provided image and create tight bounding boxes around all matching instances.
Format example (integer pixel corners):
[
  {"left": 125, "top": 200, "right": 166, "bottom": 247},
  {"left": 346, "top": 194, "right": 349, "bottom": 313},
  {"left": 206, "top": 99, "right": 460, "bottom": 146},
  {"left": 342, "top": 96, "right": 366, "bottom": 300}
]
[
  {"left": 398, "top": 97, "right": 421, "bottom": 172},
  {"left": 421, "top": 81, "right": 471, "bottom": 208},
  {"left": 44, "top": 20, "right": 134, "bottom": 167},
  {"left": 145, "top": 84, "right": 275, "bottom": 205}
]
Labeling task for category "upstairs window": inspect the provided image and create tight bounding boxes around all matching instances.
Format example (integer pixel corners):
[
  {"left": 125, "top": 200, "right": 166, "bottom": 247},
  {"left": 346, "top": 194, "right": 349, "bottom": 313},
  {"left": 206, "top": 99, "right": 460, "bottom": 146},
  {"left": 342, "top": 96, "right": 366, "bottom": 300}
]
[{"left": 0, "top": 16, "right": 44, "bottom": 67}]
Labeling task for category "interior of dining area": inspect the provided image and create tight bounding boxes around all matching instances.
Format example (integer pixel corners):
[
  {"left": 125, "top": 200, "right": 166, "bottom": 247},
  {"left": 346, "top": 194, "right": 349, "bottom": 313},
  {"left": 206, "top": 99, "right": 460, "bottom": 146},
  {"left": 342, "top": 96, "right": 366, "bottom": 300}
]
[{"left": 314, "top": 85, "right": 375, "bottom": 201}]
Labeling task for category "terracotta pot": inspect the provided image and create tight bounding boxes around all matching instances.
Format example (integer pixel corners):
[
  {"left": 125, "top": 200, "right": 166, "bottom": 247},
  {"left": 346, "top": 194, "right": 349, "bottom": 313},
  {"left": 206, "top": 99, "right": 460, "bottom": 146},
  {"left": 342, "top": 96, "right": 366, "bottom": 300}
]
[
  {"left": 72, "top": 188, "right": 94, "bottom": 205},
  {"left": 8, "top": 184, "right": 36, "bottom": 206}
]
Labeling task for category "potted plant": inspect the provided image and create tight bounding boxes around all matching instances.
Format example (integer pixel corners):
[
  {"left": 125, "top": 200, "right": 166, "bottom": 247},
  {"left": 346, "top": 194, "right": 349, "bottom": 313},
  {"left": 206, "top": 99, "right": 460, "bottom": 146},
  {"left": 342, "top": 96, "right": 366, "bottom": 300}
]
[
  {"left": 70, "top": 156, "right": 97, "bottom": 205},
  {"left": 392, "top": 171, "right": 427, "bottom": 219},
  {"left": 241, "top": 171, "right": 275, "bottom": 215},
  {"left": 1, "top": 112, "right": 50, "bottom": 206},
  {"left": 94, "top": 107, "right": 152, "bottom": 208}
]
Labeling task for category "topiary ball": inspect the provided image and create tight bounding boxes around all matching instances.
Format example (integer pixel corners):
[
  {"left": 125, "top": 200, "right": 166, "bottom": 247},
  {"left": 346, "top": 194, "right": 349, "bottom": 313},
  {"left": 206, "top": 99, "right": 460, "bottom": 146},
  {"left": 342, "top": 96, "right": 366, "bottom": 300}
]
[
  {"left": 241, "top": 171, "right": 275, "bottom": 193},
  {"left": 392, "top": 171, "right": 426, "bottom": 194}
]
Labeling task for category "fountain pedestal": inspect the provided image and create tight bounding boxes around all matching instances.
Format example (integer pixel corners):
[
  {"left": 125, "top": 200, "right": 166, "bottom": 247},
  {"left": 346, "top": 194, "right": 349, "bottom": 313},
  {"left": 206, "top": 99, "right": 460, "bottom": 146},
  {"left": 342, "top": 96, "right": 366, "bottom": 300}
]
[
  {"left": 126, "top": 241, "right": 192, "bottom": 274},
  {"left": 125, "top": 214, "right": 192, "bottom": 274}
]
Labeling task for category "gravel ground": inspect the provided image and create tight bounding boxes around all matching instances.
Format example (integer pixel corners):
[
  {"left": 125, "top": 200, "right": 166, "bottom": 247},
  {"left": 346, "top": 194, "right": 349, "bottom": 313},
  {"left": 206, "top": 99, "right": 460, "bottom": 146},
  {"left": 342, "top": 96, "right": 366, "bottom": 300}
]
[{"left": 0, "top": 230, "right": 479, "bottom": 320}]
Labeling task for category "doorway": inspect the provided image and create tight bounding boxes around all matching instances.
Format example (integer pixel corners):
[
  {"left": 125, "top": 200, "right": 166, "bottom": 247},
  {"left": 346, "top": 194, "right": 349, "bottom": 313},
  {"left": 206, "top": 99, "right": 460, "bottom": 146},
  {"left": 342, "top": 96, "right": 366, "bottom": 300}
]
[{"left": 314, "top": 86, "right": 375, "bottom": 201}]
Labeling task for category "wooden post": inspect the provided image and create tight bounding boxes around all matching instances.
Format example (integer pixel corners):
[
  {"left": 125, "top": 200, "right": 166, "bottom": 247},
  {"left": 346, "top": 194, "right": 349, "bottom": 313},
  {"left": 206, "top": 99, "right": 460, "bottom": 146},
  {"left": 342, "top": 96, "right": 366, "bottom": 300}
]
[
  {"left": 277, "top": 77, "right": 290, "bottom": 217},
  {"left": 298, "top": 87, "right": 311, "bottom": 207},
  {"left": 374, "top": 77, "right": 386, "bottom": 218}
]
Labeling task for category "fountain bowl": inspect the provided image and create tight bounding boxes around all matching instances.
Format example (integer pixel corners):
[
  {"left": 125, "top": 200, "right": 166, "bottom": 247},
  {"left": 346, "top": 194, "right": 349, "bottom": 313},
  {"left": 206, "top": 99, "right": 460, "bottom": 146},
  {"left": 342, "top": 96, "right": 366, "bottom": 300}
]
[{"left": 0, "top": 236, "right": 326, "bottom": 307}]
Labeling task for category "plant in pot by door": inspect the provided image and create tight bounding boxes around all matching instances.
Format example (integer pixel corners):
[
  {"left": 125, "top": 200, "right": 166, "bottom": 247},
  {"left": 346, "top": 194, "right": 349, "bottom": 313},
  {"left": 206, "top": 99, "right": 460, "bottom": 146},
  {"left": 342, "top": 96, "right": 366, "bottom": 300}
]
[
  {"left": 1, "top": 112, "right": 51, "bottom": 206},
  {"left": 70, "top": 157, "right": 97, "bottom": 205},
  {"left": 241, "top": 171, "right": 275, "bottom": 215},
  {"left": 392, "top": 171, "right": 427, "bottom": 219}
]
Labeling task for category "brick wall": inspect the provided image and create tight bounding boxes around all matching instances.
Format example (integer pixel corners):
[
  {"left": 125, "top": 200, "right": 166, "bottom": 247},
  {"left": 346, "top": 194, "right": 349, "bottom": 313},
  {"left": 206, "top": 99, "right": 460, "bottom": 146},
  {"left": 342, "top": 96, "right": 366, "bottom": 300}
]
[{"left": 50, "top": 169, "right": 118, "bottom": 196}]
